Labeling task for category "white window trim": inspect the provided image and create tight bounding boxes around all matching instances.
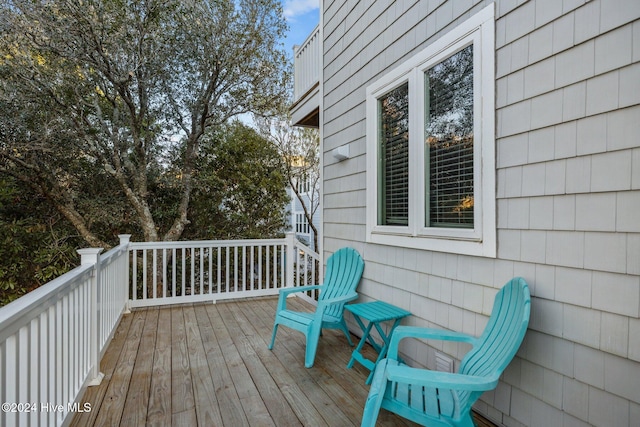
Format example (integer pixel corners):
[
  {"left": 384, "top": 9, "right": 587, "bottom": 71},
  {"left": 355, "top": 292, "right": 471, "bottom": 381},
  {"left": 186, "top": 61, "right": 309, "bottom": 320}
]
[{"left": 365, "top": 4, "right": 496, "bottom": 258}]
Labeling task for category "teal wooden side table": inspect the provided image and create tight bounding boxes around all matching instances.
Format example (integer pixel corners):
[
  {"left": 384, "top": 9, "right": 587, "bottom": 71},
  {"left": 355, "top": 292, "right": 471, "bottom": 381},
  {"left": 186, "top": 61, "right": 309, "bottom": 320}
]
[{"left": 345, "top": 300, "right": 411, "bottom": 384}]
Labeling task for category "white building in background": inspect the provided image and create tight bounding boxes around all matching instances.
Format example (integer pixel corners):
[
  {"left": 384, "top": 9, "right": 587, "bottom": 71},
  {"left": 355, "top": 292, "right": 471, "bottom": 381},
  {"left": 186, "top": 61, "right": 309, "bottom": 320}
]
[
  {"left": 286, "top": 157, "right": 320, "bottom": 250},
  {"left": 292, "top": 1, "right": 640, "bottom": 426}
]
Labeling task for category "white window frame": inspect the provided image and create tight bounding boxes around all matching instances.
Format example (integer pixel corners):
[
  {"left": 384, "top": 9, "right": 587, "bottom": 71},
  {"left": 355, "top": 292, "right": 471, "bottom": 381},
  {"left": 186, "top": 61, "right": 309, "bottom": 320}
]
[{"left": 365, "top": 4, "right": 496, "bottom": 257}]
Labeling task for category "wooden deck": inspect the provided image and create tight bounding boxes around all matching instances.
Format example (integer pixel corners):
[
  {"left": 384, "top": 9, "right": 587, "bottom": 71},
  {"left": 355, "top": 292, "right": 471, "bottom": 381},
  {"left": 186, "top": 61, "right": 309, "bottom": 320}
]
[{"left": 71, "top": 297, "right": 496, "bottom": 427}]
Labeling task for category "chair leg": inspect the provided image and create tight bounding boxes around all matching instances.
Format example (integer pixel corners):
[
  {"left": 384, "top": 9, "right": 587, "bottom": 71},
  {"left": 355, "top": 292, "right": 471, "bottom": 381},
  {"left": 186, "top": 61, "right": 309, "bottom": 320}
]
[
  {"left": 305, "top": 324, "right": 322, "bottom": 368},
  {"left": 339, "top": 319, "right": 354, "bottom": 346},
  {"left": 268, "top": 323, "right": 278, "bottom": 350}
]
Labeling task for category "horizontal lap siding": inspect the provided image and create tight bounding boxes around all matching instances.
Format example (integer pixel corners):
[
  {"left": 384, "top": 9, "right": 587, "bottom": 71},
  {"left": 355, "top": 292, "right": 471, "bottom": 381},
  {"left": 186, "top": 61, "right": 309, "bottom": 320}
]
[{"left": 322, "top": 0, "right": 640, "bottom": 426}]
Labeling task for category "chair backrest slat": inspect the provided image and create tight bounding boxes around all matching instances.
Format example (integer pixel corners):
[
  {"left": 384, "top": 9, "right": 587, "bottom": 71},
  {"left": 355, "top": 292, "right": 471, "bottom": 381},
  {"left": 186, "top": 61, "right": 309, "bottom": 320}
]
[
  {"left": 460, "top": 278, "right": 530, "bottom": 378},
  {"left": 320, "top": 248, "right": 364, "bottom": 318}
]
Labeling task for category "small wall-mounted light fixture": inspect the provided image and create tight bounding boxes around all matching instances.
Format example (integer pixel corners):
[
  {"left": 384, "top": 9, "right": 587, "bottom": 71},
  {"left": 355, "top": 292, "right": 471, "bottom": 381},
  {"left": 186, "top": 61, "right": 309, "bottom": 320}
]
[{"left": 332, "top": 144, "right": 350, "bottom": 161}]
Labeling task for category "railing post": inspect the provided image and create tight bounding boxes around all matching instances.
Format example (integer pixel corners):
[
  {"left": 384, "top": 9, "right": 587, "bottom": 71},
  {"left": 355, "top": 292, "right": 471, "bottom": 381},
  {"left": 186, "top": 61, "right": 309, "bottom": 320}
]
[
  {"left": 285, "top": 232, "right": 296, "bottom": 288},
  {"left": 78, "top": 247, "right": 105, "bottom": 386},
  {"left": 119, "top": 234, "right": 132, "bottom": 314}
]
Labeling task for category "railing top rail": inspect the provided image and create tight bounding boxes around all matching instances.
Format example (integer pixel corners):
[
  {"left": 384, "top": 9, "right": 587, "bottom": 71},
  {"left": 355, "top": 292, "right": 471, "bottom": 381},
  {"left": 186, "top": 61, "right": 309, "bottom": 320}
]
[
  {"left": 293, "top": 240, "right": 320, "bottom": 261},
  {"left": 129, "top": 238, "right": 287, "bottom": 250},
  {"left": 100, "top": 243, "right": 129, "bottom": 265},
  {"left": 0, "top": 264, "right": 93, "bottom": 341}
]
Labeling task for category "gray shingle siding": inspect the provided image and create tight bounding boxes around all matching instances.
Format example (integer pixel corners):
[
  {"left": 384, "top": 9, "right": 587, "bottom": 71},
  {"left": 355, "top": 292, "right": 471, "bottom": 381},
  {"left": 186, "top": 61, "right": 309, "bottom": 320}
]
[{"left": 320, "top": 0, "right": 640, "bottom": 425}]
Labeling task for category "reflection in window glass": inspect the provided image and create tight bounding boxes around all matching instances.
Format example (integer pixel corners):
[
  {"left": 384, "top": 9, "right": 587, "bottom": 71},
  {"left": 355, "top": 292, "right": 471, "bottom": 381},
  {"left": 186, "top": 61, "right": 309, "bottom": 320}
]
[
  {"left": 425, "top": 45, "right": 474, "bottom": 228},
  {"left": 378, "top": 83, "right": 409, "bottom": 226}
]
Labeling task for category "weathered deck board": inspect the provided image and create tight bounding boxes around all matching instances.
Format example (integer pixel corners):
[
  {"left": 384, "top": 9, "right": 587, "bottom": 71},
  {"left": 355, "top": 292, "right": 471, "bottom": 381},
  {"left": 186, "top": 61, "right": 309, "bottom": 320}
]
[
  {"left": 95, "top": 309, "right": 146, "bottom": 425},
  {"left": 71, "top": 298, "right": 497, "bottom": 427},
  {"left": 146, "top": 306, "right": 172, "bottom": 426},
  {"left": 120, "top": 307, "right": 158, "bottom": 426},
  {"left": 195, "top": 305, "right": 252, "bottom": 426},
  {"left": 70, "top": 311, "right": 134, "bottom": 427},
  {"left": 170, "top": 306, "right": 196, "bottom": 425},
  {"left": 183, "top": 305, "right": 224, "bottom": 426},
  {"left": 243, "top": 298, "right": 373, "bottom": 426}
]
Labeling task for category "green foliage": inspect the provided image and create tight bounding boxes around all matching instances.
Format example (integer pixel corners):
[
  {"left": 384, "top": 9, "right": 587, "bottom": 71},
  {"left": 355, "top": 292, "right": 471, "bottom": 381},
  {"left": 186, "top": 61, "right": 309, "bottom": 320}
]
[
  {"left": 0, "top": 0, "right": 292, "bottom": 302},
  {"left": 0, "top": 0, "right": 290, "bottom": 244},
  {"left": 0, "top": 120, "right": 291, "bottom": 305},
  {"left": 185, "top": 121, "right": 288, "bottom": 240},
  {"left": 0, "top": 179, "right": 81, "bottom": 306}
]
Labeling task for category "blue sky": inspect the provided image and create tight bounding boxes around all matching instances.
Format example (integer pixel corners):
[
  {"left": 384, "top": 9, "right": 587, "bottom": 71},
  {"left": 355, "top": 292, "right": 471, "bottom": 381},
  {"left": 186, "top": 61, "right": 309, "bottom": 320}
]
[{"left": 281, "top": 0, "right": 320, "bottom": 54}]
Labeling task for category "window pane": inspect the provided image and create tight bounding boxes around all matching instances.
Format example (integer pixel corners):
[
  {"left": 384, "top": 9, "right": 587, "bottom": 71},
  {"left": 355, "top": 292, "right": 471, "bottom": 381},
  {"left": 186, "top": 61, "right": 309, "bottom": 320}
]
[
  {"left": 378, "top": 83, "right": 409, "bottom": 226},
  {"left": 425, "top": 45, "right": 474, "bottom": 228}
]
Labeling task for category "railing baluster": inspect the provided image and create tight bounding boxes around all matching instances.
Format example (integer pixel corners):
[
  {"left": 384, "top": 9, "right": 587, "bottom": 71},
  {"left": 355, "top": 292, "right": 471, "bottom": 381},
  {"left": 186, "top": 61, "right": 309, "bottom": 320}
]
[
  {"left": 63, "top": 295, "right": 70, "bottom": 414},
  {"left": 208, "top": 247, "right": 213, "bottom": 295},
  {"left": 18, "top": 327, "right": 28, "bottom": 425},
  {"left": 71, "top": 288, "right": 78, "bottom": 398},
  {"left": 225, "top": 246, "right": 230, "bottom": 293},
  {"left": 48, "top": 306, "right": 55, "bottom": 426},
  {"left": 79, "top": 284, "right": 86, "bottom": 384},
  {"left": 266, "top": 245, "right": 271, "bottom": 289},
  {"left": 258, "top": 246, "right": 263, "bottom": 290},
  {"left": 5, "top": 335, "right": 17, "bottom": 427},
  {"left": 39, "top": 311, "right": 48, "bottom": 426},
  {"left": 131, "top": 249, "right": 138, "bottom": 301},
  {"left": 142, "top": 250, "right": 148, "bottom": 300},
  {"left": 172, "top": 248, "right": 177, "bottom": 298},
  {"left": 273, "top": 244, "right": 278, "bottom": 289},
  {"left": 163, "top": 248, "right": 167, "bottom": 299},
  {"left": 217, "top": 247, "right": 222, "bottom": 294},
  {"left": 200, "top": 247, "right": 204, "bottom": 295},
  {"left": 271, "top": 245, "right": 276, "bottom": 289},
  {"left": 248, "top": 245, "right": 252, "bottom": 291},
  {"left": 281, "top": 244, "right": 285, "bottom": 289},
  {"left": 189, "top": 248, "right": 194, "bottom": 295},
  {"left": 181, "top": 248, "right": 186, "bottom": 297},
  {"left": 29, "top": 318, "right": 39, "bottom": 425},
  {"left": 153, "top": 249, "right": 158, "bottom": 300},
  {"left": 234, "top": 246, "right": 239, "bottom": 292},
  {"left": 242, "top": 245, "right": 247, "bottom": 291}
]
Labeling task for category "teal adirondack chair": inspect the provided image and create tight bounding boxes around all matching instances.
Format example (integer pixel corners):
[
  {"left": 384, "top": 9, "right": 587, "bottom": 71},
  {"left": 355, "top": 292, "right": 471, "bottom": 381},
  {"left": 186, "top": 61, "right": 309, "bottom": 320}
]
[
  {"left": 361, "top": 277, "right": 530, "bottom": 427},
  {"left": 268, "top": 247, "right": 364, "bottom": 368}
]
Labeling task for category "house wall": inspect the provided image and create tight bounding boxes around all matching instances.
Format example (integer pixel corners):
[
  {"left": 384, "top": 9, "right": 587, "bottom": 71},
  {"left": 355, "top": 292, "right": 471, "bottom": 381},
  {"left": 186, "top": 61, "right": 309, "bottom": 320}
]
[{"left": 321, "top": 0, "right": 640, "bottom": 426}]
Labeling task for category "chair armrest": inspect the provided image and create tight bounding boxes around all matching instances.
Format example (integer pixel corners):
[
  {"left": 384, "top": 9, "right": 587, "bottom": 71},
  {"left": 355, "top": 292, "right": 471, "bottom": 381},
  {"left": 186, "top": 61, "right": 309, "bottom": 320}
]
[
  {"left": 319, "top": 291, "right": 358, "bottom": 307},
  {"left": 276, "top": 285, "right": 322, "bottom": 311},
  {"left": 386, "top": 362, "right": 498, "bottom": 391},
  {"left": 388, "top": 326, "right": 478, "bottom": 359},
  {"left": 362, "top": 359, "right": 391, "bottom": 427},
  {"left": 314, "top": 292, "right": 358, "bottom": 317},
  {"left": 279, "top": 284, "right": 322, "bottom": 297}
]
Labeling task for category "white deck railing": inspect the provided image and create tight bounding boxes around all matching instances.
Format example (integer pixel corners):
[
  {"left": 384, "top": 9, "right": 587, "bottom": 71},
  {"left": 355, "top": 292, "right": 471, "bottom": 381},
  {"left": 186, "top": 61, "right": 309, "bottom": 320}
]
[
  {"left": 129, "top": 233, "right": 318, "bottom": 307},
  {"left": 0, "top": 233, "right": 319, "bottom": 427},
  {"left": 293, "top": 24, "right": 320, "bottom": 102}
]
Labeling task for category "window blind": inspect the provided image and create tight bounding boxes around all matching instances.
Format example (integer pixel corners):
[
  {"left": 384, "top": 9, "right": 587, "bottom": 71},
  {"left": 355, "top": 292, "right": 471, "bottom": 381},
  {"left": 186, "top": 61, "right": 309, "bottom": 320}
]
[
  {"left": 378, "top": 83, "right": 409, "bottom": 226},
  {"left": 425, "top": 45, "right": 474, "bottom": 228}
]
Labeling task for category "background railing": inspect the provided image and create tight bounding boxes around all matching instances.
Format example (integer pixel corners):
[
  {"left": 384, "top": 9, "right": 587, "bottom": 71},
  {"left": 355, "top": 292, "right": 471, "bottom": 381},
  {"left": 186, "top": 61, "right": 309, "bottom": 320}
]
[
  {"left": 293, "top": 24, "right": 320, "bottom": 102},
  {"left": 291, "top": 238, "right": 321, "bottom": 302},
  {"left": 0, "top": 232, "right": 319, "bottom": 427},
  {"left": 130, "top": 238, "right": 287, "bottom": 307}
]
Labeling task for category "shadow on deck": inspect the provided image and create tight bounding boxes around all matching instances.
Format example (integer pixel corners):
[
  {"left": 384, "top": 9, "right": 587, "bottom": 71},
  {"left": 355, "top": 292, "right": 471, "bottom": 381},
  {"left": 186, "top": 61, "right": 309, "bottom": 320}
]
[{"left": 71, "top": 297, "right": 496, "bottom": 426}]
